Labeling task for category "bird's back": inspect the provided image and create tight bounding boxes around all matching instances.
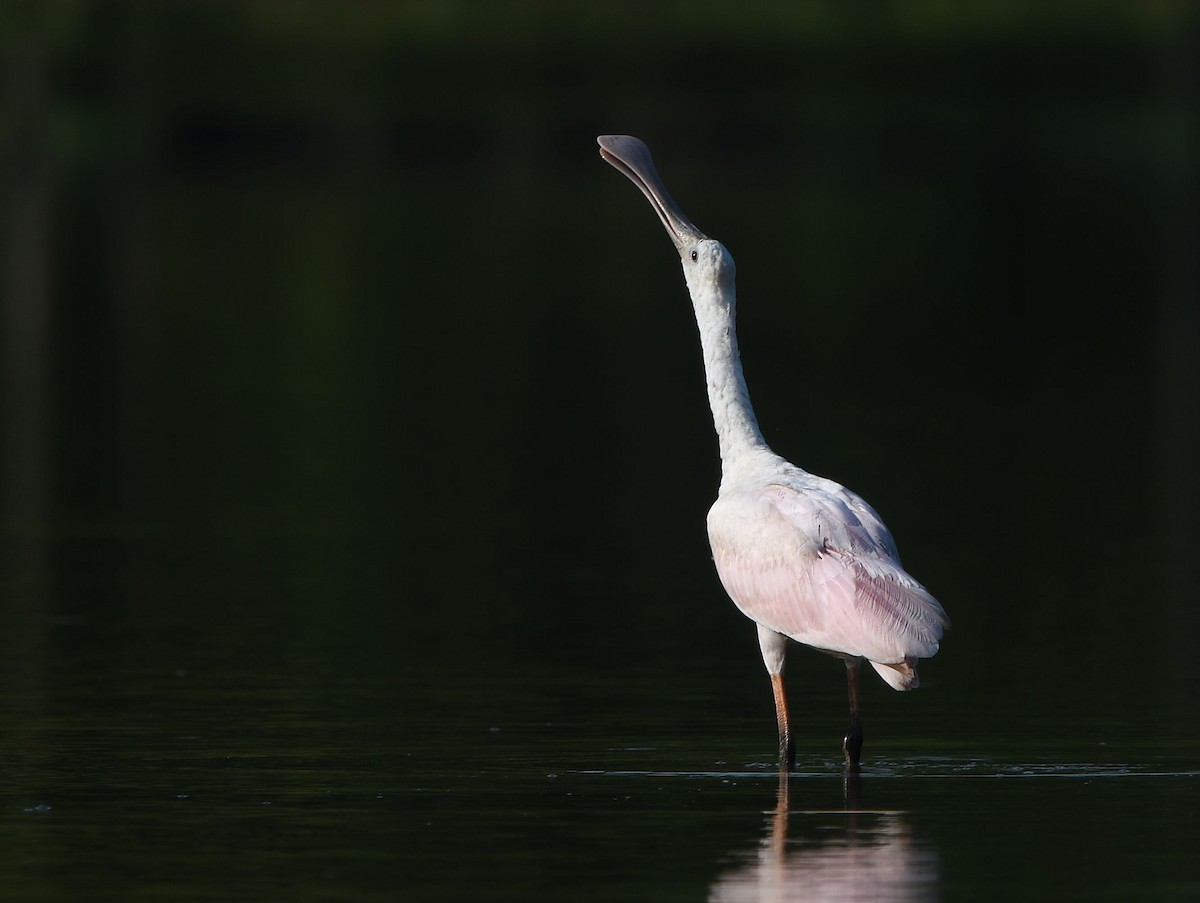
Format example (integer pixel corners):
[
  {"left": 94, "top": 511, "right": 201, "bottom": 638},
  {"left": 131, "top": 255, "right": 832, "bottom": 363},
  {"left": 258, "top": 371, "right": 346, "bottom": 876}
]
[{"left": 707, "top": 459, "right": 948, "bottom": 678}]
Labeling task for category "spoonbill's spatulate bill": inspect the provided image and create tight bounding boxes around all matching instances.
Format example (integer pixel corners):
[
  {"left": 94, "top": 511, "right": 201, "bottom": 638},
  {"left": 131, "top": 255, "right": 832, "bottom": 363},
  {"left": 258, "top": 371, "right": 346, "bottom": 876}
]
[{"left": 597, "top": 135, "right": 949, "bottom": 770}]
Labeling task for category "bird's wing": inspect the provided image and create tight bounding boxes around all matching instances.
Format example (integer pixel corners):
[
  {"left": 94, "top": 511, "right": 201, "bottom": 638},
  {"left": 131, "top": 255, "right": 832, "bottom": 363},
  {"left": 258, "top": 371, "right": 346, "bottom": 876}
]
[{"left": 707, "top": 483, "right": 948, "bottom": 666}]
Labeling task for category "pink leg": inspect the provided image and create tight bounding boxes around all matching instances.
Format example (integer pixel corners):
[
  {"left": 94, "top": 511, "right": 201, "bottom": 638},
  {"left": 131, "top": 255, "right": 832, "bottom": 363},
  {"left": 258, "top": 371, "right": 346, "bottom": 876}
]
[{"left": 771, "top": 672, "right": 795, "bottom": 770}]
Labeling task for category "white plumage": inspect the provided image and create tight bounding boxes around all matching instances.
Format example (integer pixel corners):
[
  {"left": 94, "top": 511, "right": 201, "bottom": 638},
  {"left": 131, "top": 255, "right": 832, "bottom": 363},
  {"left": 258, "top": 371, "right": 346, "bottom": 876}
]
[{"left": 598, "top": 135, "right": 948, "bottom": 768}]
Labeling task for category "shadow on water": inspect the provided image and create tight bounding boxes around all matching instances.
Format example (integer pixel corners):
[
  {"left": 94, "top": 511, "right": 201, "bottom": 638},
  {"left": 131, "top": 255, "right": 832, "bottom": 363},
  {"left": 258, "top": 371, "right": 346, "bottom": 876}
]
[
  {"left": 583, "top": 753, "right": 1200, "bottom": 902},
  {"left": 710, "top": 771, "right": 938, "bottom": 902}
]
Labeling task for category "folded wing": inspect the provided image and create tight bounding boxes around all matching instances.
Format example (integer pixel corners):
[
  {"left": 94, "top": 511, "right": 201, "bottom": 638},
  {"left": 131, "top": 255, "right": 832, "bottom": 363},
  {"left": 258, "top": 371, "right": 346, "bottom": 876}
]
[{"left": 707, "top": 480, "right": 949, "bottom": 684}]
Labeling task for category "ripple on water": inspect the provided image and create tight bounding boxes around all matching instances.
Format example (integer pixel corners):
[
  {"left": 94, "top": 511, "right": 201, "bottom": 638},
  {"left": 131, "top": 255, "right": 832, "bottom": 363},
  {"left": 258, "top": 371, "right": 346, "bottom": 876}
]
[{"left": 575, "top": 758, "right": 1200, "bottom": 781}]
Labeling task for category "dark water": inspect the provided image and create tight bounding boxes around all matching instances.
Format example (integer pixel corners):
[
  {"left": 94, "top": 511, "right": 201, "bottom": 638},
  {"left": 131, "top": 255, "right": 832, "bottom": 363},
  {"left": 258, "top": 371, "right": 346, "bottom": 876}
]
[
  {"left": 3, "top": 4, "right": 1199, "bottom": 900},
  {"left": 3, "top": 570, "right": 1197, "bottom": 901},
  {"left": 3, "top": 531, "right": 1198, "bottom": 900}
]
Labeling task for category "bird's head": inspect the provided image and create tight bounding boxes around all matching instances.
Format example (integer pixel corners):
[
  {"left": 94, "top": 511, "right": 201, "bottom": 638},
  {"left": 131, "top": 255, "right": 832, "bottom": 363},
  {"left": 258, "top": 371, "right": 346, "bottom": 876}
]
[{"left": 598, "top": 135, "right": 736, "bottom": 301}]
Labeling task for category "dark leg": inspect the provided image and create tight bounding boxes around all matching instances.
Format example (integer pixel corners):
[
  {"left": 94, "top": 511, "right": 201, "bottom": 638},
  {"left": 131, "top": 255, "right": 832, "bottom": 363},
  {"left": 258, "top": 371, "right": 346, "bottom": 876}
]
[
  {"left": 843, "top": 659, "right": 864, "bottom": 769},
  {"left": 771, "top": 672, "right": 795, "bottom": 771}
]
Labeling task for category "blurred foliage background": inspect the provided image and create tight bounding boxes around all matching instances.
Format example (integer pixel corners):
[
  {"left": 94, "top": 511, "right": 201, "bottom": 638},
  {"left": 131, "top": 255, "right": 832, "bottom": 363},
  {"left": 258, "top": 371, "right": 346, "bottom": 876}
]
[{"left": 2, "top": 1, "right": 1197, "bottom": 738}]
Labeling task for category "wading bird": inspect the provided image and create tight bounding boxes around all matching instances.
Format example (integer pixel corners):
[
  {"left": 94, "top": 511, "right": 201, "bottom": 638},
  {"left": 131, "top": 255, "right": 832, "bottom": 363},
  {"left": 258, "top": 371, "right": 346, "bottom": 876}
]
[{"left": 598, "top": 135, "right": 948, "bottom": 769}]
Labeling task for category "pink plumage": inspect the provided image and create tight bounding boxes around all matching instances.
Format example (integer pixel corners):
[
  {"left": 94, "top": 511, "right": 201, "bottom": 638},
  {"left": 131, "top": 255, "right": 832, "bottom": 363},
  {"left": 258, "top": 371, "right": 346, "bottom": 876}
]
[{"left": 599, "top": 134, "right": 948, "bottom": 768}]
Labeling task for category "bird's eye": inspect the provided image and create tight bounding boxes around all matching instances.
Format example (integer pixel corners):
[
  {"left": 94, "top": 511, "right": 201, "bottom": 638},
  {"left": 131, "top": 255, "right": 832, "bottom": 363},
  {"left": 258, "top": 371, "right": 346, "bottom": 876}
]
[{"left": 690, "top": 249, "right": 698, "bottom": 262}]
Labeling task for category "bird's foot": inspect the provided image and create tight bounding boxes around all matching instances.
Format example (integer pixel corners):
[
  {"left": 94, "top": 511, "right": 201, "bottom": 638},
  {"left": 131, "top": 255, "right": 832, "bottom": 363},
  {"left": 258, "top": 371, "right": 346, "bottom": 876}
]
[{"left": 842, "top": 719, "right": 863, "bottom": 770}]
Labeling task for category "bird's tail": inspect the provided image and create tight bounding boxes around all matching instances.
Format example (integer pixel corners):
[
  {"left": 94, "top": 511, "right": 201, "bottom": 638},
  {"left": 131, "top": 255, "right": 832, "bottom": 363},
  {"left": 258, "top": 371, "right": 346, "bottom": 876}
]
[{"left": 870, "top": 657, "right": 919, "bottom": 691}]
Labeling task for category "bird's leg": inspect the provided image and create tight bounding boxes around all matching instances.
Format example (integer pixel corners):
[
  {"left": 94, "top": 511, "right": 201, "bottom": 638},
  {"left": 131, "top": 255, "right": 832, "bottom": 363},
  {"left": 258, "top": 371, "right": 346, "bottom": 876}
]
[
  {"left": 771, "top": 672, "right": 795, "bottom": 771},
  {"left": 843, "top": 659, "right": 864, "bottom": 770}
]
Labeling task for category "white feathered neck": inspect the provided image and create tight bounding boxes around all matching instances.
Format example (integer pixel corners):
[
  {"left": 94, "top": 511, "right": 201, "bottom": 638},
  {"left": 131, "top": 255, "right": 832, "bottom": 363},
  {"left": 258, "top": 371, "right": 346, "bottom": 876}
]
[{"left": 681, "top": 240, "right": 777, "bottom": 484}]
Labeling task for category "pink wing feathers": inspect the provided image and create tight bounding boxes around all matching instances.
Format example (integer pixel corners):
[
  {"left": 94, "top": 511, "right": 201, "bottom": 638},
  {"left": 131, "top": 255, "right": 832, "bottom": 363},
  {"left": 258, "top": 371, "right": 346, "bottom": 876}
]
[{"left": 707, "top": 481, "right": 948, "bottom": 688}]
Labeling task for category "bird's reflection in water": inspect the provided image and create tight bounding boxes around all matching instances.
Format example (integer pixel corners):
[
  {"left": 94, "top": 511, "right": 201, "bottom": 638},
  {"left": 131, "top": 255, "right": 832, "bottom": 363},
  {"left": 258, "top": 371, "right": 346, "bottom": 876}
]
[{"left": 709, "top": 772, "right": 939, "bottom": 902}]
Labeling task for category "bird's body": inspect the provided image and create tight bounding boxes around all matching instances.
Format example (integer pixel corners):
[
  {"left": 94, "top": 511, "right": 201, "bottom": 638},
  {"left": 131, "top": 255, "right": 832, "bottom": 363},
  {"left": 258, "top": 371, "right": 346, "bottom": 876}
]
[
  {"left": 598, "top": 135, "right": 948, "bottom": 768},
  {"left": 709, "top": 462, "right": 943, "bottom": 691}
]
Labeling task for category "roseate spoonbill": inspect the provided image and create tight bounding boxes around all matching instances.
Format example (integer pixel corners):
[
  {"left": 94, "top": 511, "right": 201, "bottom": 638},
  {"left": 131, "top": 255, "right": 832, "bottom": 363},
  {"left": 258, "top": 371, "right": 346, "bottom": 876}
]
[{"left": 597, "top": 135, "right": 948, "bottom": 769}]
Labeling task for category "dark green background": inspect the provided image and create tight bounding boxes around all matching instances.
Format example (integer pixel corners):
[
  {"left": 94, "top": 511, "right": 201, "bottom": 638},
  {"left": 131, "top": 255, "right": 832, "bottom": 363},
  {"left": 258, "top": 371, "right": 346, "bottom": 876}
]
[{"left": 2, "top": 3, "right": 1197, "bottom": 899}]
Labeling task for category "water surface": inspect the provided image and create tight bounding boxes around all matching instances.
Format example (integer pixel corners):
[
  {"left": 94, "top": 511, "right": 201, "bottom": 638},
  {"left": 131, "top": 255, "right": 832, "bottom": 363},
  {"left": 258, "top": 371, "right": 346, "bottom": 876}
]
[
  {"left": 3, "top": 577, "right": 1196, "bottom": 901},
  {"left": 3, "top": 4, "right": 1198, "bottom": 899}
]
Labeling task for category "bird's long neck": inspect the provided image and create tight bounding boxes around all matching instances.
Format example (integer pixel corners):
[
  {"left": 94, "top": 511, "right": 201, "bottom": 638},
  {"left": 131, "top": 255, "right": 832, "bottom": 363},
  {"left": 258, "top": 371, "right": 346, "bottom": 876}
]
[{"left": 689, "top": 279, "right": 770, "bottom": 476}]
